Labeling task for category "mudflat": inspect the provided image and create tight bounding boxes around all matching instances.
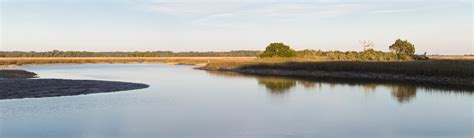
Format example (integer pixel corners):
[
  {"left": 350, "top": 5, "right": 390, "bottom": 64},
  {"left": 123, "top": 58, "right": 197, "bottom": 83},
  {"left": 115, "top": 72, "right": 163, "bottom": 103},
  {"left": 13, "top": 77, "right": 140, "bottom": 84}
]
[
  {"left": 0, "top": 69, "right": 37, "bottom": 78},
  {"left": 0, "top": 79, "right": 149, "bottom": 100}
]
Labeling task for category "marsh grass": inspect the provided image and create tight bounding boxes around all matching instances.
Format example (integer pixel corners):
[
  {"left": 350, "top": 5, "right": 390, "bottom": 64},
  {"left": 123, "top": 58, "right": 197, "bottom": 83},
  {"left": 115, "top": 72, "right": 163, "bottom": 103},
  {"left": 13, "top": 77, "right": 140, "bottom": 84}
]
[
  {"left": 2, "top": 57, "right": 473, "bottom": 80},
  {"left": 0, "top": 57, "right": 256, "bottom": 66},
  {"left": 239, "top": 60, "right": 474, "bottom": 78},
  {"left": 202, "top": 59, "right": 474, "bottom": 80}
]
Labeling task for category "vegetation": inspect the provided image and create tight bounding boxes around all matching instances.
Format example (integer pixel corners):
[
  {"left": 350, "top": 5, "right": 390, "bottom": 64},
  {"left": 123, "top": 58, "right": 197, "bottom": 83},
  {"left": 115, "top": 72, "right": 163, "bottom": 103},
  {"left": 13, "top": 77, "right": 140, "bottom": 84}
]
[
  {"left": 259, "top": 43, "right": 297, "bottom": 58},
  {"left": 296, "top": 49, "right": 400, "bottom": 61},
  {"left": 0, "top": 39, "right": 417, "bottom": 62},
  {"left": 0, "top": 50, "right": 259, "bottom": 57},
  {"left": 389, "top": 39, "right": 415, "bottom": 55},
  {"left": 1, "top": 49, "right": 404, "bottom": 61},
  {"left": 200, "top": 60, "right": 474, "bottom": 89},
  {"left": 0, "top": 57, "right": 256, "bottom": 66},
  {"left": 257, "top": 40, "right": 415, "bottom": 61},
  {"left": 236, "top": 60, "right": 473, "bottom": 78},
  {"left": 1, "top": 56, "right": 472, "bottom": 89},
  {"left": 203, "top": 60, "right": 474, "bottom": 78},
  {"left": 389, "top": 39, "right": 416, "bottom": 60}
]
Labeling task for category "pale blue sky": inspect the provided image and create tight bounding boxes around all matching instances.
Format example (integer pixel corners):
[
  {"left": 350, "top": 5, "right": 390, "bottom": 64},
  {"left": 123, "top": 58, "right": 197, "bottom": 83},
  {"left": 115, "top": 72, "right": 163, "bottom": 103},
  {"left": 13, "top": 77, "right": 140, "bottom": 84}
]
[{"left": 1, "top": 0, "right": 472, "bottom": 54}]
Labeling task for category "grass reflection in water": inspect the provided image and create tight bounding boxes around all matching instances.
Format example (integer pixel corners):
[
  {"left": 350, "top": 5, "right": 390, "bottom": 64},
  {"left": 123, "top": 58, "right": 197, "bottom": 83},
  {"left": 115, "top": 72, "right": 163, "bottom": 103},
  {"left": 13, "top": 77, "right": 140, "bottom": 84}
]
[{"left": 208, "top": 71, "right": 472, "bottom": 104}]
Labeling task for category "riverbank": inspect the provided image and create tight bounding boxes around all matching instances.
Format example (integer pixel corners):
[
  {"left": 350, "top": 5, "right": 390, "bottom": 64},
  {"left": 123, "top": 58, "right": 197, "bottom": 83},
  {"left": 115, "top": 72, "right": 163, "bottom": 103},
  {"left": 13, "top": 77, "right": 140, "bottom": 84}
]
[
  {"left": 0, "top": 79, "right": 149, "bottom": 100},
  {"left": 0, "top": 70, "right": 37, "bottom": 78},
  {"left": 2, "top": 57, "right": 473, "bottom": 90},
  {"left": 197, "top": 60, "right": 474, "bottom": 90}
]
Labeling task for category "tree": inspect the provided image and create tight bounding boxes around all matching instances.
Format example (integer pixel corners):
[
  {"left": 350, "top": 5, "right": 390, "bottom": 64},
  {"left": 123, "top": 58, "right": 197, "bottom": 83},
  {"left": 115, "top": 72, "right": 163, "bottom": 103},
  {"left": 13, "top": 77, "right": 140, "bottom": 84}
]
[
  {"left": 389, "top": 39, "right": 415, "bottom": 55},
  {"left": 259, "top": 43, "right": 297, "bottom": 58},
  {"left": 359, "top": 40, "right": 374, "bottom": 51}
]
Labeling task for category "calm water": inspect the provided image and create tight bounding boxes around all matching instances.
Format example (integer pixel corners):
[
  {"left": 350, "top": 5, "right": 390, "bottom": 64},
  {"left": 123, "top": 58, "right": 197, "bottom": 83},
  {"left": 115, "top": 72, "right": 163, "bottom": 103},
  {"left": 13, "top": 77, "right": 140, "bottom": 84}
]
[{"left": 1, "top": 64, "right": 472, "bottom": 137}]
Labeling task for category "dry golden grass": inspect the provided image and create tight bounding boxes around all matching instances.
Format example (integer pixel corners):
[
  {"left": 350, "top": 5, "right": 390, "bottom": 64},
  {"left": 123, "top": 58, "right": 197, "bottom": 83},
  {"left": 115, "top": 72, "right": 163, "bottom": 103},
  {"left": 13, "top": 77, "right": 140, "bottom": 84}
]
[
  {"left": 3, "top": 57, "right": 473, "bottom": 79},
  {"left": 0, "top": 57, "right": 256, "bottom": 66}
]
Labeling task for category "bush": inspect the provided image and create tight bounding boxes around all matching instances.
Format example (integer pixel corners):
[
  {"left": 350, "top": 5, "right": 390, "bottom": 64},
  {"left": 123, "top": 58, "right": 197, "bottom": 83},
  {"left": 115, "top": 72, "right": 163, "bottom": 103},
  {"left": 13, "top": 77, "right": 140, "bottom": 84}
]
[
  {"left": 259, "top": 43, "right": 297, "bottom": 58},
  {"left": 389, "top": 39, "right": 415, "bottom": 55},
  {"left": 295, "top": 49, "right": 400, "bottom": 61}
]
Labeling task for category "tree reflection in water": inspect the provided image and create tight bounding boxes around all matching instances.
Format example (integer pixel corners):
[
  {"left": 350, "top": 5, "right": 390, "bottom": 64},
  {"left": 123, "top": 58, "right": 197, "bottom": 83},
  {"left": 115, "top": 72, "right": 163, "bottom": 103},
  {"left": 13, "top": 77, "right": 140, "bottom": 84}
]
[
  {"left": 389, "top": 85, "right": 417, "bottom": 103},
  {"left": 257, "top": 77, "right": 296, "bottom": 94},
  {"left": 256, "top": 77, "right": 323, "bottom": 94},
  {"left": 207, "top": 71, "right": 469, "bottom": 104}
]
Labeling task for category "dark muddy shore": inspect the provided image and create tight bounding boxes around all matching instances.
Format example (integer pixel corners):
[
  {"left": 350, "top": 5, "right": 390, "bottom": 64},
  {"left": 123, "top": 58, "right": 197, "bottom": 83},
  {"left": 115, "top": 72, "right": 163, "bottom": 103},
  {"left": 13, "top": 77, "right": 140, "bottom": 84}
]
[
  {"left": 0, "top": 70, "right": 37, "bottom": 78},
  {"left": 0, "top": 69, "right": 149, "bottom": 100},
  {"left": 0, "top": 79, "right": 149, "bottom": 100}
]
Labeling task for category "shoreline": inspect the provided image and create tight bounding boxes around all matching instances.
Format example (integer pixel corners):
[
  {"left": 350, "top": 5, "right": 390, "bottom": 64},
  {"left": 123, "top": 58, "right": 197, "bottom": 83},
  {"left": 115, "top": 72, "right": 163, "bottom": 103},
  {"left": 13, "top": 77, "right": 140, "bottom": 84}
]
[
  {"left": 196, "top": 60, "right": 474, "bottom": 90},
  {"left": 2, "top": 57, "right": 473, "bottom": 91},
  {"left": 0, "top": 79, "right": 150, "bottom": 100},
  {"left": 0, "top": 70, "right": 37, "bottom": 78},
  {"left": 0, "top": 69, "right": 150, "bottom": 100},
  {"left": 202, "top": 68, "right": 474, "bottom": 91}
]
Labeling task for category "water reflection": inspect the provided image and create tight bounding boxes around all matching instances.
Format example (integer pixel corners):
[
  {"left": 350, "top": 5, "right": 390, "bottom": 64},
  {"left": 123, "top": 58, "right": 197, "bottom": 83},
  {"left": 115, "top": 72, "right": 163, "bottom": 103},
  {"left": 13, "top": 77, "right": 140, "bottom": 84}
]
[
  {"left": 388, "top": 85, "right": 417, "bottom": 103},
  {"left": 257, "top": 77, "right": 296, "bottom": 94},
  {"left": 208, "top": 71, "right": 471, "bottom": 104}
]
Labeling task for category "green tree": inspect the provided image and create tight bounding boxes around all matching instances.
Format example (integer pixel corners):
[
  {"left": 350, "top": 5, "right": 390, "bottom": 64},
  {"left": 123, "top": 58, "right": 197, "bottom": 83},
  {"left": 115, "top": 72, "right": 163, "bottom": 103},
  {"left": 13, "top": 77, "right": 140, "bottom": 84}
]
[
  {"left": 259, "top": 43, "right": 297, "bottom": 58},
  {"left": 389, "top": 39, "right": 415, "bottom": 55}
]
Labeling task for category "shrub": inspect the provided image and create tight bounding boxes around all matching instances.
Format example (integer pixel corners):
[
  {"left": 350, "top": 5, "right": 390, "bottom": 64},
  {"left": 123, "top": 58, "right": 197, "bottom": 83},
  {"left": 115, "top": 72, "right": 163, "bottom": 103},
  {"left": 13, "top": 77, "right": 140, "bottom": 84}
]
[
  {"left": 259, "top": 43, "right": 297, "bottom": 58},
  {"left": 295, "top": 49, "right": 400, "bottom": 61},
  {"left": 389, "top": 39, "right": 415, "bottom": 55}
]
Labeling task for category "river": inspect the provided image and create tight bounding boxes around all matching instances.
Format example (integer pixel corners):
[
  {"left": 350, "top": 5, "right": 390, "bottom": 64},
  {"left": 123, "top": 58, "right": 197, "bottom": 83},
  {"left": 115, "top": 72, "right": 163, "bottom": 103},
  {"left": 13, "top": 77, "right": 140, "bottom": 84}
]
[{"left": 1, "top": 64, "right": 472, "bottom": 137}]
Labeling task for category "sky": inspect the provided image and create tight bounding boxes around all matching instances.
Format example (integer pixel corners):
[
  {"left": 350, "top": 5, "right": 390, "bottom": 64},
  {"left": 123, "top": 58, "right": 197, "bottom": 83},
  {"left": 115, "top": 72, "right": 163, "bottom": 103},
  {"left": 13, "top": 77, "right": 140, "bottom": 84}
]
[{"left": 0, "top": 0, "right": 472, "bottom": 55}]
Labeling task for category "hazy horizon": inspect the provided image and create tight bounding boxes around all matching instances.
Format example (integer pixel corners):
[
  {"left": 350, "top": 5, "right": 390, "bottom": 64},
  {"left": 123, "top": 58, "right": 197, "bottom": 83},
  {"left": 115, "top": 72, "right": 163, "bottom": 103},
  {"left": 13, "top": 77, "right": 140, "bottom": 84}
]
[{"left": 1, "top": 0, "right": 472, "bottom": 55}]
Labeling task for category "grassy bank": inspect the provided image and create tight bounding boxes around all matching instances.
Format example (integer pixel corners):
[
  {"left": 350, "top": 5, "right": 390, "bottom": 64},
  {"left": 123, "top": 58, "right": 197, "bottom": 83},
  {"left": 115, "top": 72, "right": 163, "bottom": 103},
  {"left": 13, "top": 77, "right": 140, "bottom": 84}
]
[
  {"left": 199, "top": 60, "right": 474, "bottom": 89},
  {"left": 233, "top": 60, "right": 473, "bottom": 78},
  {"left": 200, "top": 60, "right": 474, "bottom": 78}
]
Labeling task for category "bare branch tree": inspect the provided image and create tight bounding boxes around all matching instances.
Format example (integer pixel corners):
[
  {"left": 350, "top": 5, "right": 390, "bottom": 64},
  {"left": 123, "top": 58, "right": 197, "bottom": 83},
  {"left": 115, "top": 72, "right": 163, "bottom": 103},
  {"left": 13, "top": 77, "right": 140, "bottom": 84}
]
[{"left": 359, "top": 40, "right": 374, "bottom": 51}]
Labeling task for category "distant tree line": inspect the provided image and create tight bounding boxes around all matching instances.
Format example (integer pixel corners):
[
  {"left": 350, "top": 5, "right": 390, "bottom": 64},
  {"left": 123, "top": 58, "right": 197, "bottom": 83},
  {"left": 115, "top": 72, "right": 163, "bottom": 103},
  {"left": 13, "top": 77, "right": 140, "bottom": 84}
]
[
  {"left": 0, "top": 39, "right": 422, "bottom": 61},
  {"left": 0, "top": 50, "right": 260, "bottom": 57}
]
